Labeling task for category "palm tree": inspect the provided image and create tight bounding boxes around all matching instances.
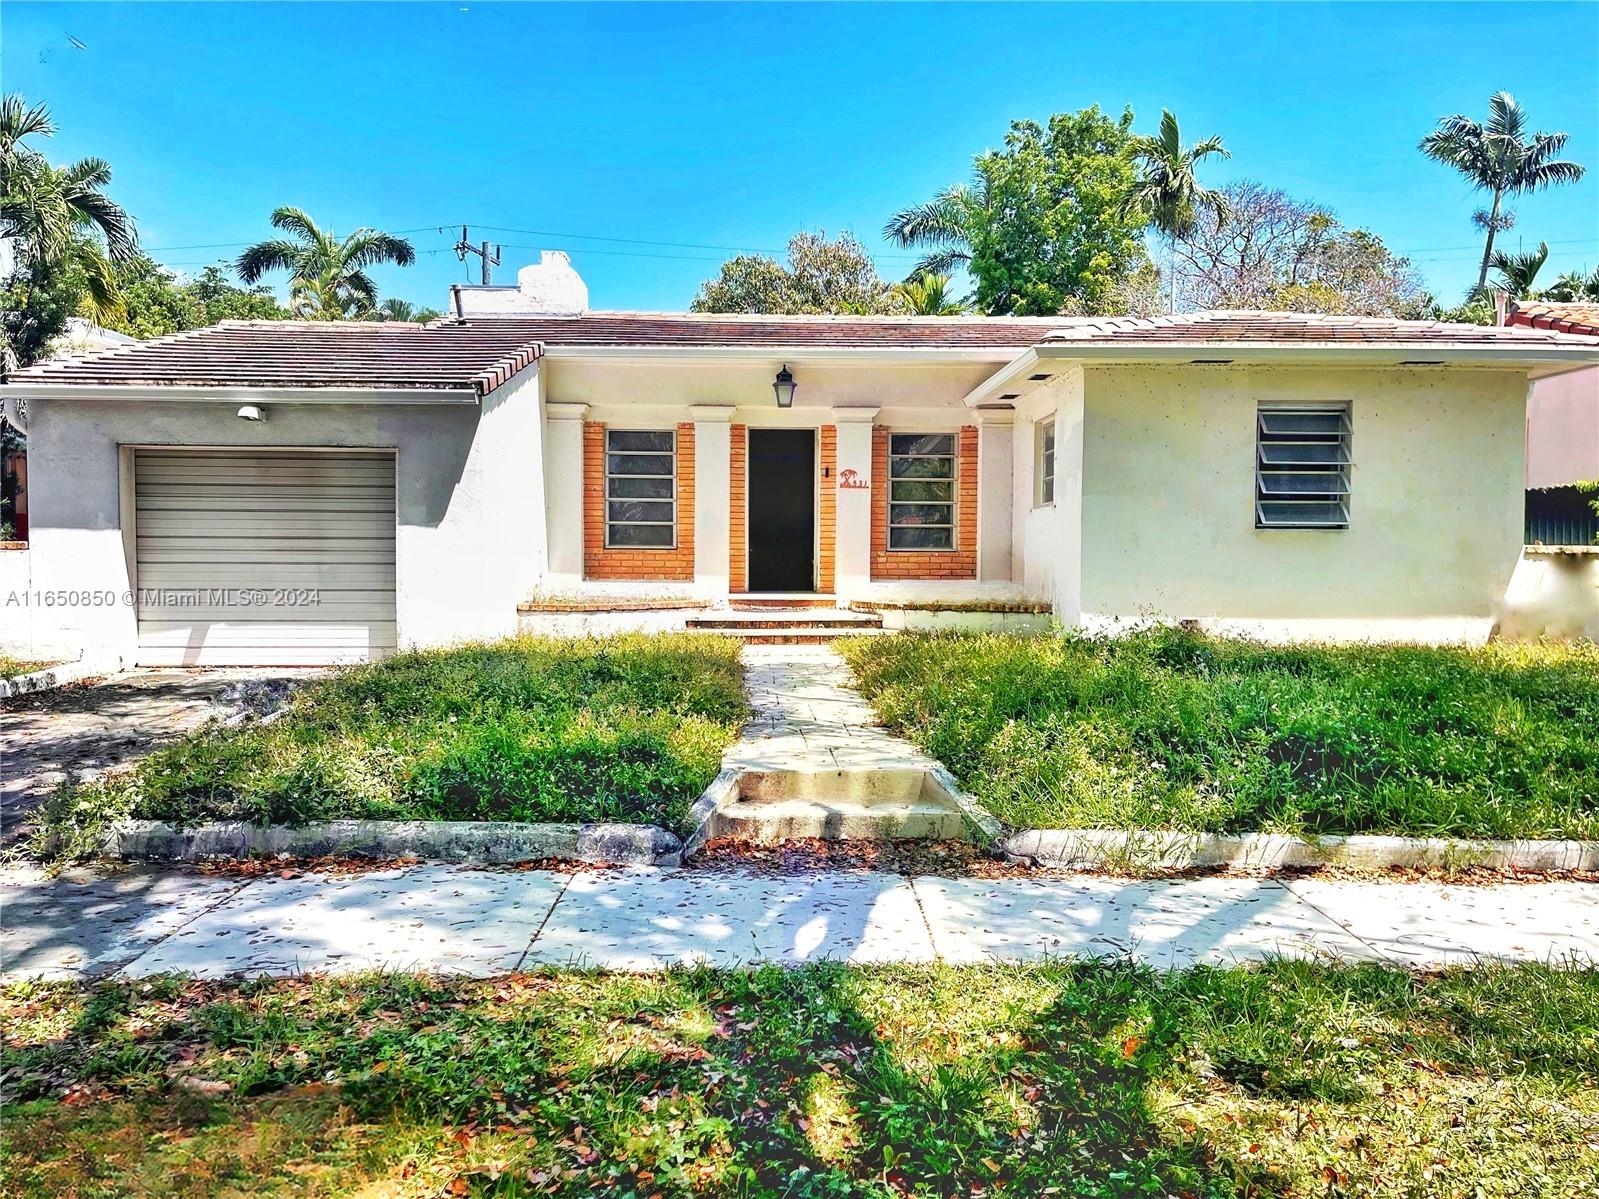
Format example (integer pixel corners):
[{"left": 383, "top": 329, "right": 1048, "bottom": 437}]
[
  {"left": 237, "top": 207, "right": 416, "bottom": 320},
  {"left": 1121, "top": 110, "right": 1229, "bottom": 313},
  {"left": 1489, "top": 241, "right": 1549, "bottom": 298},
  {"left": 0, "top": 93, "right": 138, "bottom": 321},
  {"left": 891, "top": 274, "right": 968, "bottom": 316},
  {"left": 374, "top": 298, "right": 442, "bottom": 323},
  {"left": 1420, "top": 93, "right": 1586, "bottom": 297},
  {"left": 1538, "top": 265, "right": 1599, "bottom": 303},
  {"left": 883, "top": 172, "right": 997, "bottom": 284}
]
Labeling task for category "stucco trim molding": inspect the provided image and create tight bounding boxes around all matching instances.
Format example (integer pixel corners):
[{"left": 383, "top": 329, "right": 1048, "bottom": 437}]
[{"left": 545, "top": 401, "right": 591, "bottom": 421}]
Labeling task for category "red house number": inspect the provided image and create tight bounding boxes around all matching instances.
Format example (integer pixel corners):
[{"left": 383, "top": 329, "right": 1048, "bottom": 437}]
[{"left": 838, "top": 469, "right": 870, "bottom": 489}]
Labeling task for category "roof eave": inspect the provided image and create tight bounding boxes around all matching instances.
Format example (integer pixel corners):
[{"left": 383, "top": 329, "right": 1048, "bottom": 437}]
[
  {"left": 0, "top": 383, "right": 483, "bottom": 404},
  {"left": 1032, "top": 342, "right": 1599, "bottom": 369},
  {"left": 539, "top": 344, "right": 1025, "bottom": 364}
]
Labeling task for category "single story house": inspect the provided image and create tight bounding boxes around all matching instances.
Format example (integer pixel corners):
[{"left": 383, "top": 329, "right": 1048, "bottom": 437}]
[{"left": 4, "top": 253, "right": 1598, "bottom": 666}]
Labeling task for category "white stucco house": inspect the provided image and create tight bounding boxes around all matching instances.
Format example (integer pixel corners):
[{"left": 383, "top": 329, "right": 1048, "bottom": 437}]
[{"left": 3, "top": 252, "right": 1598, "bottom": 666}]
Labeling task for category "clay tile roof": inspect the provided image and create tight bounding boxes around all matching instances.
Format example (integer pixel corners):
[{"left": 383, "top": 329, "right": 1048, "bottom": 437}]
[
  {"left": 1039, "top": 309, "right": 1599, "bottom": 347},
  {"left": 1508, "top": 301, "right": 1599, "bottom": 338},
  {"left": 460, "top": 310, "right": 1071, "bottom": 348},
  {"left": 5, "top": 320, "right": 545, "bottom": 396}
]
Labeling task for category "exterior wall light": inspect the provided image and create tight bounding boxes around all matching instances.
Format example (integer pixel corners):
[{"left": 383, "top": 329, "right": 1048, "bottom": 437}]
[
  {"left": 772, "top": 364, "right": 796, "bottom": 408},
  {"left": 237, "top": 404, "right": 266, "bottom": 421}
]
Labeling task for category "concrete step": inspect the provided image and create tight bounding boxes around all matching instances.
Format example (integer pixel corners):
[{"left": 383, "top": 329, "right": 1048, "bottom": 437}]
[
  {"left": 710, "top": 797, "right": 968, "bottom": 842},
  {"left": 688, "top": 608, "right": 882, "bottom": 630},
  {"left": 728, "top": 594, "right": 841, "bottom": 610},
  {"left": 700, "top": 627, "right": 889, "bottom": 644}
]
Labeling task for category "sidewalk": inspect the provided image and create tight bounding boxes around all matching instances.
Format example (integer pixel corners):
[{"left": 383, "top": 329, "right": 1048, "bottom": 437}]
[{"left": 4, "top": 861, "right": 1595, "bottom": 980}]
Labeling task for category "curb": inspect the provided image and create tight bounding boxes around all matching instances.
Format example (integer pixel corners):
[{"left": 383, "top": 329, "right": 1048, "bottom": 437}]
[
  {"left": 1001, "top": 827, "right": 1599, "bottom": 872},
  {"left": 101, "top": 818, "right": 684, "bottom": 867},
  {"left": 0, "top": 659, "right": 107, "bottom": 699}
]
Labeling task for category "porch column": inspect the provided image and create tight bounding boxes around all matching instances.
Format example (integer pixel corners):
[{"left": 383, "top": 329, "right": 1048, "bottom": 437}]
[
  {"left": 833, "top": 406, "right": 879, "bottom": 598},
  {"left": 976, "top": 409, "right": 1014, "bottom": 582},
  {"left": 691, "top": 404, "right": 735, "bottom": 595},
  {"left": 543, "top": 401, "right": 588, "bottom": 587}
]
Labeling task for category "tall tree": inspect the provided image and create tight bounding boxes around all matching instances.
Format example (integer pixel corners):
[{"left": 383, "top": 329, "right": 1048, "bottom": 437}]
[
  {"left": 1175, "top": 182, "right": 1426, "bottom": 317},
  {"left": 106, "top": 258, "right": 289, "bottom": 339},
  {"left": 691, "top": 231, "right": 896, "bottom": 314},
  {"left": 1420, "top": 92, "right": 1585, "bottom": 297},
  {"left": 0, "top": 93, "right": 138, "bottom": 336},
  {"left": 236, "top": 207, "right": 416, "bottom": 319},
  {"left": 885, "top": 107, "right": 1151, "bottom": 315},
  {"left": 1121, "top": 110, "right": 1230, "bottom": 313}
]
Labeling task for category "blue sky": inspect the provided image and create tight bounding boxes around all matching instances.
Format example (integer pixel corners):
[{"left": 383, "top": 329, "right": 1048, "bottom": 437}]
[{"left": 5, "top": 1, "right": 1597, "bottom": 313}]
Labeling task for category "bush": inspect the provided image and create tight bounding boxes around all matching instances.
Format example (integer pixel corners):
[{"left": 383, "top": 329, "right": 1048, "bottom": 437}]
[
  {"left": 41, "top": 634, "right": 746, "bottom": 857},
  {"left": 841, "top": 627, "right": 1599, "bottom": 838}
]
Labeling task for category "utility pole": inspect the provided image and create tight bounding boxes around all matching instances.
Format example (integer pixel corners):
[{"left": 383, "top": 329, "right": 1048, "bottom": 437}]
[{"left": 453, "top": 226, "right": 502, "bottom": 285}]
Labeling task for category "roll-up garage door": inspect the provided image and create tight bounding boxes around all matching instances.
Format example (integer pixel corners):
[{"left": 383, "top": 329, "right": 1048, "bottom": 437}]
[{"left": 133, "top": 449, "right": 397, "bottom": 665}]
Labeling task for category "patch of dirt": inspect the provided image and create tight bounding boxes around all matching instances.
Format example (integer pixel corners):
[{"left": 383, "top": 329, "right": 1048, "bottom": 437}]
[{"left": 691, "top": 837, "right": 1035, "bottom": 878}]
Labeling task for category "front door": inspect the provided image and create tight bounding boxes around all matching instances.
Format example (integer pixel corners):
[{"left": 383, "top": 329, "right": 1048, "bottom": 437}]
[{"left": 746, "top": 428, "right": 816, "bottom": 592}]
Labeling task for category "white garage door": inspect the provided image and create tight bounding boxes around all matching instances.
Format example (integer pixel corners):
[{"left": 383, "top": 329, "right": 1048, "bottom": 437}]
[{"left": 134, "top": 449, "right": 397, "bottom": 666}]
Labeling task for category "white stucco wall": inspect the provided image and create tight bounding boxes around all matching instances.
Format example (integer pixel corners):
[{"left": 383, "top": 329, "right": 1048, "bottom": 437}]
[
  {"left": 1076, "top": 366, "right": 1528, "bottom": 642},
  {"left": 1012, "top": 368, "right": 1083, "bottom": 618},
  {"left": 1496, "top": 548, "right": 1599, "bottom": 641},
  {"left": 22, "top": 365, "right": 544, "bottom": 666}
]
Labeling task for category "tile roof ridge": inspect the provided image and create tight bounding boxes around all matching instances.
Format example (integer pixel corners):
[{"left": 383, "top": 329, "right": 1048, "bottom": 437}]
[{"left": 469, "top": 340, "right": 545, "bottom": 396}]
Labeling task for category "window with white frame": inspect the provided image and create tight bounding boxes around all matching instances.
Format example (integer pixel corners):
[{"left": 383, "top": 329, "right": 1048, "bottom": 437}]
[
  {"left": 888, "top": 432, "right": 956, "bottom": 550},
  {"left": 1255, "top": 405, "right": 1351, "bottom": 529},
  {"left": 605, "top": 429, "right": 676, "bottom": 547},
  {"left": 1035, "top": 419, "right": 1055, "bottom": 507}
]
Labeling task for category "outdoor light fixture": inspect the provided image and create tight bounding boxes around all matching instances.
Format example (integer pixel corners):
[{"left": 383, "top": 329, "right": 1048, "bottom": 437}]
[
  {"left": 237, "top": 404, "right": 266, "bottom": 422},
  {"left": 772, "top": 364, "right": 796, "bottom": 408}
]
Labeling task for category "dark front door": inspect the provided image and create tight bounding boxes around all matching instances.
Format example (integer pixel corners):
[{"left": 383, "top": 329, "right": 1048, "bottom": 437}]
[{"left": 747, "top": 428, "right": 816, "bottom": 592}]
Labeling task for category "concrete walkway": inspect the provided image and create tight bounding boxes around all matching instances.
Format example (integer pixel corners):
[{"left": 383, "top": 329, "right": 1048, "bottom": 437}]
[
  {"left": 4, "top": 862, "right": 1595, "bottom": 980},
  {"left": 729, "top": 644, "right": 936, "bottom": 773}
]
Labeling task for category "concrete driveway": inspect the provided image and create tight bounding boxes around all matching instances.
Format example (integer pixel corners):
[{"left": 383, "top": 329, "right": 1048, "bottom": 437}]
[{"left": 0, "top": 669, "right": 314, "bottom": 847}]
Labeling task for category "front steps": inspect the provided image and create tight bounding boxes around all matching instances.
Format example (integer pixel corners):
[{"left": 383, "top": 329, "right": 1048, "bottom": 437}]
[
  {"left": 700, "top": 768, "right": 971, "bottom": 844},
  {"left": 687, "top": 604, "right": 885, "bottom": 643}
]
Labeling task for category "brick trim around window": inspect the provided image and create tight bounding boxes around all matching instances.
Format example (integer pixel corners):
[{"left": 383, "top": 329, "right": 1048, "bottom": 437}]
[
  {"left": 870, "top": 424, "right": 977, "bottom": 581},
  {"left": 584, "top": 421, "right": 696, "bottom": 581}
]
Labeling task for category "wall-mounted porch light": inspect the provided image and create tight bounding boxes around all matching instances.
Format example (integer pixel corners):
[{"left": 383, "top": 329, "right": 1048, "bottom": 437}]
[
  {"left": 772, "top": 364, "right": 796, "bottom": 408},
  {"left": 237, "top": 404, "right": 267, "bottom": 422}
]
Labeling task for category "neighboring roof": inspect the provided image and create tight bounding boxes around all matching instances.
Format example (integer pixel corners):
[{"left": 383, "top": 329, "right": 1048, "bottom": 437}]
[
  {"left": 1040, "top": 309, "right": 1599, "bottom": 348},
  {"left": 5, "top": 320, "right": 544, "bottom": 396},
  {"left": 455, "top": 310, "right": 1069, "bottom": 349},
  {"left": 1508, "top": 301, "right": 1599, "bottom": 338}
]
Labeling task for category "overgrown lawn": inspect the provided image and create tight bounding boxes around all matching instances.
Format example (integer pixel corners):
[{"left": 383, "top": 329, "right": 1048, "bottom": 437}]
[
  {"left": 841, "top": 629, "right": 1599, "bottom": 838},
  {"left": 40, "top": 634, "right": 746, "bottom": 857},
  {"left": 2, "top": 961, "right": 1595, "bottom": 1197}
]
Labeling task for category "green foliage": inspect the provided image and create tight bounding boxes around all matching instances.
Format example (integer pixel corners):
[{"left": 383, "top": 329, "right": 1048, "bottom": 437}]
[
  {"left": 4, "top": 961, "right": 1596, "bottom": 1197},
  {"left": 0, "top": 253, "right": 81, "bottom": 368},
  {"left": 691, "top": 230, "right": 897, "bottom": 315},
  {"left": 236, "top": 206, "right": 417, "bottom": 320},
  {"left": 842, "top": 628, "right": 1599, "bottom": 838},
  {"left": 888, "top": 273, "right": 967, "bottom": 315},
  {"left": 886, "top": 106, "right": 1154, "bottom": 316},
  {"left": 103, "top": 258, "right": 289, "bottom": 338},
  {"left": 39, "top": 634, "right": 746, "bottom": 857}
]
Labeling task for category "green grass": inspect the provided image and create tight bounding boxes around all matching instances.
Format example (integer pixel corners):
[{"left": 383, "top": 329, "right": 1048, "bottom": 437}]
[
  {"left": 840, "top": 628, "right": 1599, "bottom": 839},
  {"left": 2, "top": 962, "right": 1595, "bottom": 1197},
  {"left": 39, "top": 634, "right": 746, "bottom": 858},
  {"left": 0, "top": 655, "right": 57, "bottom": 678}
]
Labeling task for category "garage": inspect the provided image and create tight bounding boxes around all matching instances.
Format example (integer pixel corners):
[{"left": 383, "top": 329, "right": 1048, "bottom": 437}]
[{"left": 133, "top": 448, "right": 397, "bottom": 666}]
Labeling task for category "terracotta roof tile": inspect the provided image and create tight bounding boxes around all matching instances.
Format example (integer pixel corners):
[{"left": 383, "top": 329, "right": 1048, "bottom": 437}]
[
  {"left": 1041, "top": 309, "right": 1599, "bottom": 346},
  {"left": 6, "top": 320, "right": 545, "bottom": 395},
  {"left": 9, "top": 309, "right": 1596, "bottom": 395},
  {"left": 1509, "top": 301, "right": 1599, "bottom": 338},
  {"left": 462, "top": 311, "right": 1070, "bottom": 348}
]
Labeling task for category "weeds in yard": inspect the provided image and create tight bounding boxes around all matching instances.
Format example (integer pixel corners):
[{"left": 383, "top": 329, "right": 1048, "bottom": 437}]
[
  {"left": 38, "top": 634, "right": 746, "bottom": 858},
  {"left": 2, "top": 961, "right": 1595, "bottom": 1197},
  {"left": 840, "top": 628, "right": 1599, "bottom": 839}
]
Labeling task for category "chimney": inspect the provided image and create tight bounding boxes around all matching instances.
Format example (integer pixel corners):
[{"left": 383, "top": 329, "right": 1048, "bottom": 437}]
[
  {"left": 517, "top": 251, "right": 588, "bottom": 315},
  {"left": 449, "top": 250, "right": 589, "bottom": 318}
]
